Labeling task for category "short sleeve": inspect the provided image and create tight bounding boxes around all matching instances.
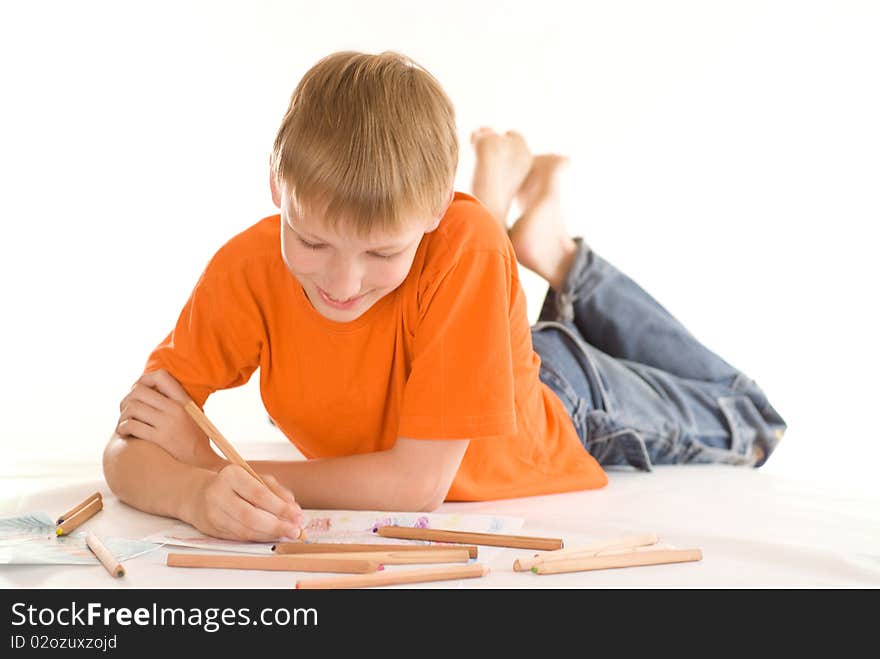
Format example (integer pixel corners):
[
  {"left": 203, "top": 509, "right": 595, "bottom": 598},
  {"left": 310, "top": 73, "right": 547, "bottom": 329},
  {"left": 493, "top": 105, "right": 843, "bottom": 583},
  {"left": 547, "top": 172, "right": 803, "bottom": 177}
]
[
  {"left": 144, "top": 265, "right": 262, "bottom": 408},
  {"left": 398, "top": 249, "right": 517, "bottom": 439}
]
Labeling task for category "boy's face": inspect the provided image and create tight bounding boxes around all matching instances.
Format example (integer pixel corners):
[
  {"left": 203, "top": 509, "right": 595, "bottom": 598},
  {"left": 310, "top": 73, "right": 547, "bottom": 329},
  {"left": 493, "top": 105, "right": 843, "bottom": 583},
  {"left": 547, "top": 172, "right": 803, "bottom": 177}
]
[{"left": 273, "top": 180, "right": 448, "bottom": 323}]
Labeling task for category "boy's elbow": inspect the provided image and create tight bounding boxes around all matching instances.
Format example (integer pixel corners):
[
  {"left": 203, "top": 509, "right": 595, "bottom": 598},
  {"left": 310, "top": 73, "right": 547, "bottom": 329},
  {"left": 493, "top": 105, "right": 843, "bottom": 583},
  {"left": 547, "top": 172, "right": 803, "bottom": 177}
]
[
  {"left": 393, "top": 479, "right": 446, "bottom": 512},
  {"left": 102, "top": 433, "right": 129, "bottom": 497},
  {"left": 417, "top": 480, "right": 452, "bottom": 512},
  {"left": 418, "top": 495, "right": 444, "bottom": 513}
]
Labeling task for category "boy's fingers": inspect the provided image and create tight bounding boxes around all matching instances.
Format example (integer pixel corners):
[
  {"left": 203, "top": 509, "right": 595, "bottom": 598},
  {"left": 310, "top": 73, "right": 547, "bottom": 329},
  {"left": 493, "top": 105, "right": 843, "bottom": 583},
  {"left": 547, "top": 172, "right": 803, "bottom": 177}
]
[
  {"left": 119, "top": 399, "right": 163, "bottom": 430},
  {"left": 224, "top": 467, "right": 302, "bottom": 530},
  {"left": 121, "top": 383, "right": 177, "bottom": 414},
  {"left": 263, "top": 474, "right": 296, "bottom": 505},
  {"left": 135, "top": 369, "right": 191, "bottom": 405},
  {"left": 214, "top": 502, "right": 277, "bottom": 542},
  {"left": 116, "top": 418, "right": 155, "bottom": 442},
  {"left": 223, "top": 489, "right": 299, "bottom": 542},
  {"left": 263, "top": 475, "right": 303, "bottom": 524},
  {"left": 205, "top": 473, "right": 292, "bottom": 542}
]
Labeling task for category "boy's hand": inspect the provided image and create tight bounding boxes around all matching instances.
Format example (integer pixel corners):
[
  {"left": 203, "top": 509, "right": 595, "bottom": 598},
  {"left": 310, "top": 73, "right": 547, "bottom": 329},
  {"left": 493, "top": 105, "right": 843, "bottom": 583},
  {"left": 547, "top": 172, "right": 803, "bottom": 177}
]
[
  {"left": 186, "top": 465, "right": 304, "bottom": 542},
  {"left": 116, "top": 369, "right": 224, "bottom": 471}
]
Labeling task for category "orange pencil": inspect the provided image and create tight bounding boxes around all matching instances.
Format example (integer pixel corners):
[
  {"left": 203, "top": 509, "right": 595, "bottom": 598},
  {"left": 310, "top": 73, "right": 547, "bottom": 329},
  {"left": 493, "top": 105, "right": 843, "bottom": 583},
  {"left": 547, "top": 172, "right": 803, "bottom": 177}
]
[
  {"left": 56, "top": 496, "right": 103, "bottom": 536},
  {"left": 296, "top": 563, "right": 490, "bottom": 589}
]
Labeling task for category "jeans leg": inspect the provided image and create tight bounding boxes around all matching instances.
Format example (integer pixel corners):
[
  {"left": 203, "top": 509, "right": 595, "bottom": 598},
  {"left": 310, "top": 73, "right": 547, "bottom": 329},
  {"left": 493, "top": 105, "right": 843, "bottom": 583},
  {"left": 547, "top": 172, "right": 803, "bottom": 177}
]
[
  {"left": 531, "top": 322, "right": 786, "bottom": 469},
  {"left": 538, "top": 237, "right": 741, "bottom": 384},
  {"left": 537, "top": 238, "right": 786, "bottom": 442}
]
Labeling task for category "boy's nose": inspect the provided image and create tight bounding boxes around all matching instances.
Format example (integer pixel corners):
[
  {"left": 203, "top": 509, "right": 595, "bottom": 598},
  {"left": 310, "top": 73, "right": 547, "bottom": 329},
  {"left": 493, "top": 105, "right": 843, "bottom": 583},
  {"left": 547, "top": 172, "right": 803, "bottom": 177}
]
[{"left": 324, "top": 263, "right": 364, "bottom": 301}]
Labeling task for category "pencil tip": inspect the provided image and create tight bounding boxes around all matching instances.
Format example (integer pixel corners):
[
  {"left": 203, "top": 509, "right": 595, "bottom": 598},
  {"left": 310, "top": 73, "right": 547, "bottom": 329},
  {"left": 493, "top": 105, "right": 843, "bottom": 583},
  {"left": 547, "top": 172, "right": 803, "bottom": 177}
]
[
  {"left": 270, "top": 545, "right": 276, "bottom": 551},
  {"left": 531, "top": 567, "right": 538, "bottom": 574},
  {"left": 56, "top": 528, "right": 62, "bottom": 536}
]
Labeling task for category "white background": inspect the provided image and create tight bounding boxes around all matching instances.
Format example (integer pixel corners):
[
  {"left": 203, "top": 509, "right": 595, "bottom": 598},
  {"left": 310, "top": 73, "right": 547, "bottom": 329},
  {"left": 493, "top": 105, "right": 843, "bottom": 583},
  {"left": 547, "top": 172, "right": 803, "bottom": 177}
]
[{"left": 1, "top": 1, "right": 877, "bottom": 493}]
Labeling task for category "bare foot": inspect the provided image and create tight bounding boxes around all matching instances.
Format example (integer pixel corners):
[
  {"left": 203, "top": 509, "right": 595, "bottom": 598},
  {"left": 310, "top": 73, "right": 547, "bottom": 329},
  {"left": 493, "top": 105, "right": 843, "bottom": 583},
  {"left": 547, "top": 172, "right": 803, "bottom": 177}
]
[
  {"left": 470, "top": 127, "right": 533, "bottom": 229},
  {"left": 509, "top": 154, "right": 578, "bottom": 291}
]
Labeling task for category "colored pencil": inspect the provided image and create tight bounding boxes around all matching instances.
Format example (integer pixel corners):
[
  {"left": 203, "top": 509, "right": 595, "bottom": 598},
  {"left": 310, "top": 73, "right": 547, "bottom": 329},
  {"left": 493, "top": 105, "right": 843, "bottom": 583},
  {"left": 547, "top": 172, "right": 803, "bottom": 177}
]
[
  {"left": 376, "top": 525, "right": 563, "bottom": 551},
  {"left": 272, "top": 542, "right": 479, "bottom": 559},
  {"left": 269, "top": 549, "right": 470, "bottom": 565},
  {"left": 166, "top": 552, "right": 379, "bottom": 573},
  {"left": 183, "top": 400, "right": 305, "bottom": 541},
  {"left": 86, "top": 532, "right": 125, "bottom": 578},
  {"left": 56, "top": 492, "right": 102, "bottom": 525},
  {"left": 513, "top": 532, "right": 660, "bottom": 571},
  {"left": 183, "top": 401, "right": 266, "bottom": 485},
  {"left": 55, "top": 496, "right": 103, "bottom": 536},
  {"left": 296, "top": 563, "right": 490, "bottom": 589},
  {"left": 531, "top": 548, "right": 703, "bottom": 575}
]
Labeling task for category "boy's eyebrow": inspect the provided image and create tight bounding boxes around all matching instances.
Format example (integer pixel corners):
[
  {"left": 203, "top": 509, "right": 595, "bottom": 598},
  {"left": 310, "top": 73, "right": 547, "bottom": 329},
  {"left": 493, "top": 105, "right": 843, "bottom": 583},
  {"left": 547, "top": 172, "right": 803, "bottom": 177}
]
[
  {"left": 286, "top": 202, "right": 410, "bottom": 251},
  {"left": 297, "top": 226, "right": 408, "bottom": 252}
]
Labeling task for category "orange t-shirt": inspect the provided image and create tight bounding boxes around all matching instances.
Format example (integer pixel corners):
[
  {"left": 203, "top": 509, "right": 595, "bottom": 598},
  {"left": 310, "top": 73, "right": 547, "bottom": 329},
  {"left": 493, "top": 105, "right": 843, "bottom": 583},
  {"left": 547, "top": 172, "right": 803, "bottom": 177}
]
[{"left": 145, "top": 192, "right": 607, "bottom": 500}]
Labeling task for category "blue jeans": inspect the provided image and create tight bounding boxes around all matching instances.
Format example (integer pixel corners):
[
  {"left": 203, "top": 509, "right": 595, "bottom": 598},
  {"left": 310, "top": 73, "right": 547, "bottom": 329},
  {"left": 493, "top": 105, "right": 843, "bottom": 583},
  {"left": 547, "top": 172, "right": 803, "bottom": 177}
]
[{"left": 530, "top": 238, "right": 786, "bottom": 470}]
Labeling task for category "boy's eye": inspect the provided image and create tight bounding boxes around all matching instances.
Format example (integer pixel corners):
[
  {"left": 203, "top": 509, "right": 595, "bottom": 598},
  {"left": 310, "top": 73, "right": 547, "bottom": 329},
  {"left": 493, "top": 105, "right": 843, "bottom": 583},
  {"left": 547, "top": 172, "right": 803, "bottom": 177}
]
[
  {"left": 298, "top": 237, "right": 324, "bottom": 250},
  {"left": 298, "top": 236, "right": 397, "bottom": 259}
]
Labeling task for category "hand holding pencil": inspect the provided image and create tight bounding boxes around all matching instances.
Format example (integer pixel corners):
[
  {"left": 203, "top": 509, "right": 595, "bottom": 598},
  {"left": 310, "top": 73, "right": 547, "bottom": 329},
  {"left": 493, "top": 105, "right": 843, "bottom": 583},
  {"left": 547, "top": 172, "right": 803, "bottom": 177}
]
[{"left": 116, "top": 368, "right": 305, "bottom": 542}]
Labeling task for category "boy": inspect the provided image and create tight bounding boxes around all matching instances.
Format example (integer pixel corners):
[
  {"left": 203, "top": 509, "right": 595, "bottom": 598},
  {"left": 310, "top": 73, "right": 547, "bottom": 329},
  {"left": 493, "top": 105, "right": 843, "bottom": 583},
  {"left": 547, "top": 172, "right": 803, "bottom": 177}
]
[{"left": 104, "top": 51, "right": 786, "bottom": 542}]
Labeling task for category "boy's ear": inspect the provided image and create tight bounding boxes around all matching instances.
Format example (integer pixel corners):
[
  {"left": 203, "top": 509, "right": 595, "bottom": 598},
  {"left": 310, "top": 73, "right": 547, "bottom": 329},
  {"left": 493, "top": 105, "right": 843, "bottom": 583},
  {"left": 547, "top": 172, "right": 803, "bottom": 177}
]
[
  {"left": 269, "top": 167, "right": 281, "bottom": 208},
  {"left": 425, "top": 188, "right": 455, "bottom": 233}
]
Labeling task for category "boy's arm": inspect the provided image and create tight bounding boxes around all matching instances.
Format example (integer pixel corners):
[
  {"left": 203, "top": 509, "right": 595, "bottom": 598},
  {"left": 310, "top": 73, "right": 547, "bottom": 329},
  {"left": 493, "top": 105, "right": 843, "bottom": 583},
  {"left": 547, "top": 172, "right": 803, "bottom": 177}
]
[
  {"left": 115, "top": 369, "right": 468, "bottom": 513},
  {"left": 103, "top": 432, "right": 303, "bottom": 541},
  {"left": 251, "top": 437, "right": 470, "bottom": 512},
  {"left": 102, "top": 432, "right": 215, "bottom": 523}
]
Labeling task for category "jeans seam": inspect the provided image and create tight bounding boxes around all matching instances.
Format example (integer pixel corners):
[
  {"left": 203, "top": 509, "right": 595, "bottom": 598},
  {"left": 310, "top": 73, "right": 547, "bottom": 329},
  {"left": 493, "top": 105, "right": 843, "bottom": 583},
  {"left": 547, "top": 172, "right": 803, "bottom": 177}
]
[{"left": 532, "top": 320, "right": 610, "bottom": 412}]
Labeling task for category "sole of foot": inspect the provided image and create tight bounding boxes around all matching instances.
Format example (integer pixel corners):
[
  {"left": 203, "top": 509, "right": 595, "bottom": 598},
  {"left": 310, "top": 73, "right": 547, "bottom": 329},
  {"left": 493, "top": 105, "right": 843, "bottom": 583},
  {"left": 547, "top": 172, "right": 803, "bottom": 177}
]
[{"left": 470, "top": 127, "right": 534, "bottom": 229}]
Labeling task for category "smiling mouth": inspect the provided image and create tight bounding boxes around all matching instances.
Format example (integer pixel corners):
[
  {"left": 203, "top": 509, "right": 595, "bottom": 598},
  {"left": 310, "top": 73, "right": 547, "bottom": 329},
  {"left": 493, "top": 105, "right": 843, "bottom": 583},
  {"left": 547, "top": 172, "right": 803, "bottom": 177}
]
[
  {"left": 321, "top": 289, "right": 362, "bottom": 303},
  {"left": 317, "top": 287, "right": 369, "bottom": 308}
]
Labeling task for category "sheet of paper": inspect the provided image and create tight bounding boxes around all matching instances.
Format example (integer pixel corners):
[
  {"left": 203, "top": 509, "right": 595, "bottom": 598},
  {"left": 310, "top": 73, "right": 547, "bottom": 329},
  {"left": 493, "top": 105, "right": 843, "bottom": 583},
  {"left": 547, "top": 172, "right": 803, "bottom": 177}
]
[
  {"left": 0, "top": 512, "right": 159, "bottom": 565},
  {"left": 145, "top": 509, "right": 525, "bottom": 554}
]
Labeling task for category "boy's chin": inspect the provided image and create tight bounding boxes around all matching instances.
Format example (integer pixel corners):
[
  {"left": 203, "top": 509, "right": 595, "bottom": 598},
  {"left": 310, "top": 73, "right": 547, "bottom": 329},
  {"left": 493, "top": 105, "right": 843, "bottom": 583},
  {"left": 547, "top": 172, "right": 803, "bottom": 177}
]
[{"left": 317, "top": 306, "right": 369, "bottom": 322}]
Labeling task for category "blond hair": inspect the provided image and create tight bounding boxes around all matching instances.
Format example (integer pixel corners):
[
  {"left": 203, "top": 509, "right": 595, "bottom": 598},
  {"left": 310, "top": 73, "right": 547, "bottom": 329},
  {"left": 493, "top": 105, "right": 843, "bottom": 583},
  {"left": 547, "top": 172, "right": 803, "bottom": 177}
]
[{"left": 271, "top": 51, "right": 458, "bottom": 238}]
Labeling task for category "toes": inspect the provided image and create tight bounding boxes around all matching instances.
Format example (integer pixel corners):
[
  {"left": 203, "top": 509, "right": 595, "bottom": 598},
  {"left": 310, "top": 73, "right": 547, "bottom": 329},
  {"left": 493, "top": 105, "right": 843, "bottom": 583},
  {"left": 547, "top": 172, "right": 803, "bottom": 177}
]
[{"left": 470, "top": 126, "right": 495, "bottom": 145}]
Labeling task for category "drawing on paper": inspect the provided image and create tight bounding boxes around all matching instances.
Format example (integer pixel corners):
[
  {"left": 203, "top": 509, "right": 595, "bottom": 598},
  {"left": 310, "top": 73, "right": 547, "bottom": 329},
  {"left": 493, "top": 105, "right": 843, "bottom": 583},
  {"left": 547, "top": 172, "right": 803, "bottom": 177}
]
[
  {"left": 0, "top": 512, "right": 159, "bottom": 565},
  {"left": 146, "top": 509, "right": 524, "bottom": 554}
]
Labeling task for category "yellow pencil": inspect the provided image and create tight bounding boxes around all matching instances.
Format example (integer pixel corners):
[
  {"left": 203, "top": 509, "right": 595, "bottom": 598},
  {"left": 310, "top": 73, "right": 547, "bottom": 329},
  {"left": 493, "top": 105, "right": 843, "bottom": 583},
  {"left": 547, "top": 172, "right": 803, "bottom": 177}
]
[
  {"left": 56, "top": 497, "right": 102, "bottom": 536},
  {"left": 57, "top": 492, "right": 102, "bottom": 525}
]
